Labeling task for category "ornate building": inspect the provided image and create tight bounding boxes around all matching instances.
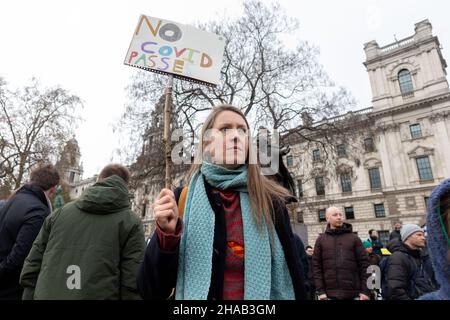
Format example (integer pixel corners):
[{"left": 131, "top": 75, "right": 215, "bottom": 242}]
[
  {"left": 285, "top": 20, "right": 450, "bottom": 246},
  {"left": 131, "top": 20, "right": 449, "bottom": 244},
  {"left": 56, "top": 138, "right": 83, "bottom": 185},
  {"left": 56, "top": 138, "right": 97, "bottom": 200},
  {"left": 131, "top": 94, "right": 189, "bottom": 237}
]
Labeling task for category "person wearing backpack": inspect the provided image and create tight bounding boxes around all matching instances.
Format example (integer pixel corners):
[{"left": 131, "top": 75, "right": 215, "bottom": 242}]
[
  {"left": 136, "top": 104, "right": 308, "bottom": 300},
  {"left": 384, "top": 224, "right": 438, "bottom": 300},
  {"left": 20, "top": 164, "right": 145, "bottom": 300}
]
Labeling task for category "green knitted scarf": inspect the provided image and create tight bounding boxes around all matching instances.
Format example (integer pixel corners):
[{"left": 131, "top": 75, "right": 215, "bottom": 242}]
[{"left": 175, "top": 161, "right": 295, "bottom": 300}]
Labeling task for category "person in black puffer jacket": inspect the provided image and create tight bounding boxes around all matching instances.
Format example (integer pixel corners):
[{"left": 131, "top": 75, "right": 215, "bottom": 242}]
[
  {"left": 385, "top": 224, "right": 438, "bottom": 300},
  {"left": 313, "top": 207, "right": 370, "bottom": 300}
]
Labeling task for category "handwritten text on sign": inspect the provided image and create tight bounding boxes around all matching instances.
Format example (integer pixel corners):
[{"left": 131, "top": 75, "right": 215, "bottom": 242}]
[{"left": 124, "top": 15, "right": 225, "bottom": 86}]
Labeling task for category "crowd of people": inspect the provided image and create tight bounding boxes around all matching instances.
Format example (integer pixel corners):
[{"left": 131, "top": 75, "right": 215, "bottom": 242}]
[
  {"left": 0, "top": 104, "right": 449, "bottom": 300},
  {"left": 305, "top": 208, "right": 443, "bottom": 300}
]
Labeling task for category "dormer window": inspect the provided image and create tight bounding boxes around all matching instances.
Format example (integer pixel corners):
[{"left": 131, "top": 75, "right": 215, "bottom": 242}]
[{"left": 398, "top": 69, "right": 414, "bottom": 94}]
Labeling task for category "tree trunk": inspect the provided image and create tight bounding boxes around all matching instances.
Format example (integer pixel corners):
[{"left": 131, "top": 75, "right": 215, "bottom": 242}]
[{"left": 163, "top": 76, "right": 173, "bottom": 189}]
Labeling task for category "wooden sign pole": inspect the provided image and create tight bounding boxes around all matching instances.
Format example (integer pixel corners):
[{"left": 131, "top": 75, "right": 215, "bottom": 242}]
[{"left": 163, "top": 75, "right": 174, "bottom": 189}]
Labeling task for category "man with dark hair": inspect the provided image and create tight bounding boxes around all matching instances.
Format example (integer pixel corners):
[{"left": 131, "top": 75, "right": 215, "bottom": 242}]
[
  {"left": 0, "top": 164, "right": 59, "bottom": 299},
  {"left": 20, "top": 163, "right": 145, "bottom": 299},
  {"left": 98, "top": 164, "right": 131, "bottom": 184},
  {"left": 389, "top": 221, "right": 402, "bottom": 241},
  {"left": 367, "top": 229, "right": 384, "bottom": 256}
]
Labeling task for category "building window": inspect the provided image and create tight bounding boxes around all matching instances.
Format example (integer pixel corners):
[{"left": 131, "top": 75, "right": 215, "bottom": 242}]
[
  {"left": 364, "top": 138, "right": 375, "bottom": 153},
  {"left": 315, "top": 176, "right": 325, "bottom": 196},
  {"left": 70, "top": 153, "right": 77, "bottom": 166},
  {"left": 69, "top": 171, "right": 75, "bottom": 183},
  {"left": 374, "top": 203, "right": 386, "bottom": 218},
  {"left": 368, "top": 167, "right": 382, "bottom": 189},
  {"left": 340, "top": 174, "right": 352, "bottom": 193},
  {"left": 297, "top": 211, "right": 304, "bottom": 223},
  {"left": 398, "top": 69, "right": 414, "bottom": 94},
  {"left": 337, "top": 144, "right": 347, "bottom": 157},
  {"left": 344, "top": 206, "right": 355, "bottom": 220},
  {"left": 424, "top": 197, "right": 430, "bottom": 209},
  {"left": 312, "top": 149, "right": 321, "bottom": 161},
  {"left": 297, "top": 179, "right": 303, "bottom": 198},
  {"left": 378, "top": 230, "right": 390, "bottom": 247},
  {"left": 410, "top": 124, "right": 422, "bottom": 139},
  {"left": 416, "top": 156, "right": 433, "bottom": 181},
  {"left": 142, "top": 205, "right": 147, "bottom": 218},
  {"left": 318, "top": 209, "right": 326, "bottom": 222},
  {"left": 286, "top": 155, "right": 294, "bottom": 167}
]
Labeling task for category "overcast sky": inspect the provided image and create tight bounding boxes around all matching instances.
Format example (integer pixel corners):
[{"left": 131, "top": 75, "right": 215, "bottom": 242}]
[{"left": 1, "top": 0, "right": 449, "bottom": 178}]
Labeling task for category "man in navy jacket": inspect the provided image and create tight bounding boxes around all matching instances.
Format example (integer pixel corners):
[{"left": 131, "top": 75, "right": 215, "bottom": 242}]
[{"left": 0, "top": 164, "right": 59, "bottom": 299}]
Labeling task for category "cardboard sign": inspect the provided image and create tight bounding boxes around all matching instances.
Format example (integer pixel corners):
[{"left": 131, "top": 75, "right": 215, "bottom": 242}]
[{"left": 125, "top": 15, "right": 225, "bottom": 86}]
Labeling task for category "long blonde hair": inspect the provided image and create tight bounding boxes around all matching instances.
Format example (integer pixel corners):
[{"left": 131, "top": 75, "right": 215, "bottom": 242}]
[{"left": 186, "top": 104, "right": 291, "bottom": 229}]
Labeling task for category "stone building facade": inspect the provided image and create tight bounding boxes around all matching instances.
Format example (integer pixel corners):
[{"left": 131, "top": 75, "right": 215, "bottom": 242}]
[
  {"left": 128, "top": 19, "right": 450, "bottom": 244},
  {"left": 131, "top": 94, "right": 189, "bottom": 238},
  {"left": 56, "top": 138, "right": 98, "bottom": 200},
  {"left": 284, "top": 20, "right": 450, "bottom": 247}
]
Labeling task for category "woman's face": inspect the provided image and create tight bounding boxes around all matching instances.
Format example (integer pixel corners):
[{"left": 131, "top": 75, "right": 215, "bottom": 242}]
[{"left": 204, "top": 110, "right": 249, "bottom": 168}]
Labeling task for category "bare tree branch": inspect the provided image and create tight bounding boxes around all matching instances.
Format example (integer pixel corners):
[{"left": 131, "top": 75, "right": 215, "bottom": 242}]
[{"left": 0, "top": 78, "right": 83, "bottom": 193}]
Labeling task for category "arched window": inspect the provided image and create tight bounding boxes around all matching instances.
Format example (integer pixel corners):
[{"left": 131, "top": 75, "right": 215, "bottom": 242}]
[{"left": 398, "top": 69, "right": 414, "bottom": 94}]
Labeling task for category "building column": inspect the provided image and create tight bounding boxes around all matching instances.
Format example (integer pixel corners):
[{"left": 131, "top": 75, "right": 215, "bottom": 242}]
[
  {"left": 430, "top": 48, "right": 445, "bottom": 79},
  {"left": 378, "top": 132, "right": 394, "bottom": 188},
  {"left": 394, "top": 130, "right": 411, "bottom": 186},
  {"left": 433, "top": 119, "right": 450, "bottom": 177},
  {"left": 369, "top": 69, "right": 379, "bottom": 98}
]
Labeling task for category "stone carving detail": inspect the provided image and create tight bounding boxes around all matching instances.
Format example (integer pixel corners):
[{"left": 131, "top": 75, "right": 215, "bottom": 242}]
[
  {"left": 429, "top": 111, "right": 450, "bottom": 123},
  {"left": 375, "top": 122, "right": 400, "bottom": 134},
  {"left": 407, "top": 145, "right": 434, "bottom": 158}
]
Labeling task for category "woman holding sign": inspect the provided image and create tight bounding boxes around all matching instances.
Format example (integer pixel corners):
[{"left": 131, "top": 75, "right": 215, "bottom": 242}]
[{"left": 137, "top": 105, "right": 308, "bottom": 300}]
